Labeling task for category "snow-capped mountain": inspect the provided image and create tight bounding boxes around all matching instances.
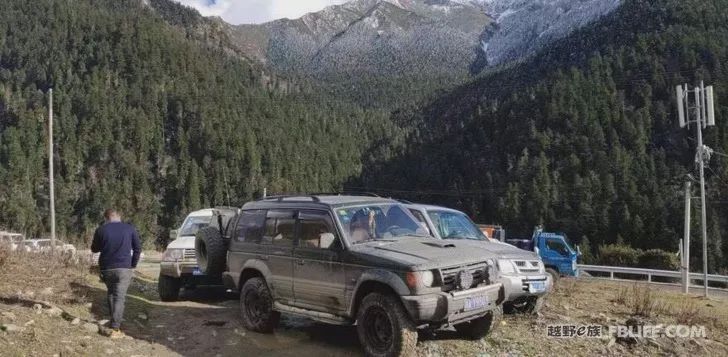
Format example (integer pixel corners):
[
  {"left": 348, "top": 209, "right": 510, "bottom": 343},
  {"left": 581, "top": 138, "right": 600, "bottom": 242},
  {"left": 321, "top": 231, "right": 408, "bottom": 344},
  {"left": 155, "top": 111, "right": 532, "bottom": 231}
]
[
  {"left": 228, "top": 0, "right": 491, "bottom": 78},
  {"left": 481, "top": 0, "right": 622, "bottom": 65},
  {"left": 222, "top": 0, "right": 621, "bottom": 81}
]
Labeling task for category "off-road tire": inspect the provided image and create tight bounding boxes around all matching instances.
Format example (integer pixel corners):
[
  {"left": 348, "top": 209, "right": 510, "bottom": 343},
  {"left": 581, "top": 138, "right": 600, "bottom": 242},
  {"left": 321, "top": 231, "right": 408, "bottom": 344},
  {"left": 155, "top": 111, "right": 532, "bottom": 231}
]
[
  {"left": 239, "top": 277, "right": 280, "bottom": 333},
  {"left": 507, "top": 296, "right": 544, "bottom": 315},
  {"left": 158, "top": 273, "right": 182, "bottom": 302},
  {"left": 454, "top": 305, "right": 502, "bottom": 340},
  {"left": 546, "top": 268, "right": 560, "bottom": 283},
  {"left": 356, "top": 292, "right": 417, "bottom": 357},
  {"left": 195, "top": 226, "right": 227, "bottom": 277}
]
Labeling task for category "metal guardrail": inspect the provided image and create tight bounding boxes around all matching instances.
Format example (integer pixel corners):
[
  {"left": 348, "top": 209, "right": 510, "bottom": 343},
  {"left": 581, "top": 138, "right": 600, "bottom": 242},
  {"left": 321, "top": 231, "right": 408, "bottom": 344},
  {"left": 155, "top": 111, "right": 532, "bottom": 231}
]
[{"left": 577, "top": 264, "right": 728, "bottom": 289}]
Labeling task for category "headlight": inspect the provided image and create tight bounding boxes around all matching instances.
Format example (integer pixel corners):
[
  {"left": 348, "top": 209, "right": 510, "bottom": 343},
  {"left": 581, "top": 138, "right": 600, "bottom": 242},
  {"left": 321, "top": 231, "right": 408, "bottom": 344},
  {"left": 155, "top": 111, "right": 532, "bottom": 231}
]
[
  {"left": 405, "top": 271, "right": 436, "bottom": 289},
  {"left": 420, "top": 271, "right": 434, "bottom": 287},
  {"left": 497, "top": 259, "right": 516, "bottom": 274},
  {"left": 162, "top": 248, "right": 184, "bottom": 262},
  {"left": 538, "top": 260, "right": 546, "bottom": 274}
]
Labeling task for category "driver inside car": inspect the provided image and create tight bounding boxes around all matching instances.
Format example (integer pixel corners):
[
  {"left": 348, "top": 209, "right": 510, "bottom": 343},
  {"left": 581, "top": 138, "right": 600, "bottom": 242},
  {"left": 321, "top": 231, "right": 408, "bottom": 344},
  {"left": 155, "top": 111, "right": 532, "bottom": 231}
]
[{"left": 349, "top": 209, "right": 375, "bottom": 243}]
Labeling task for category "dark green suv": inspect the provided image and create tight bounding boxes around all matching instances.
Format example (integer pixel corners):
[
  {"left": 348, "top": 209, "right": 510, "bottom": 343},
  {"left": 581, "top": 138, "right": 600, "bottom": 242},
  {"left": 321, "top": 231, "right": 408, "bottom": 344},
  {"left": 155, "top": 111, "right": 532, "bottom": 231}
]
[{"left": 196, "top": 195, "right": 504, "bottom": 357}]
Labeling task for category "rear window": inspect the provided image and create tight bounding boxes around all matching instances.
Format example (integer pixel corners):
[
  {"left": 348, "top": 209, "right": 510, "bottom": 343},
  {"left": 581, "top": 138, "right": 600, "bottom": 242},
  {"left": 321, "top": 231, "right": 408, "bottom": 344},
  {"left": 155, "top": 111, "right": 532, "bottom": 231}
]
[
  {"left": 180, "top": 216, "right": 211, "bottom": 236},
  {"left": 234, "top": 210, "right": 266, "bottom": 243}
]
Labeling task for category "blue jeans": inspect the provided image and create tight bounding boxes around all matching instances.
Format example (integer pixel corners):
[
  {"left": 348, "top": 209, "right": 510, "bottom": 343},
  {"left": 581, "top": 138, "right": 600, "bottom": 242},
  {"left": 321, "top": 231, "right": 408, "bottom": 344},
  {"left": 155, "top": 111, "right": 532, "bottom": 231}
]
[{"left": 101, "top": 268, "right": 133, "bottom": 329}]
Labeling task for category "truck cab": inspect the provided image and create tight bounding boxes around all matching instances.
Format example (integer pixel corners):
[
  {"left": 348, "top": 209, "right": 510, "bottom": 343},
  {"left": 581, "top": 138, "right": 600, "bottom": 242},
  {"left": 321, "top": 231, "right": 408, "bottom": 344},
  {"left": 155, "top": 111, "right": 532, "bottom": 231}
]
[{"left": 506, "top": 226, "right": 580, "bottom": 280}]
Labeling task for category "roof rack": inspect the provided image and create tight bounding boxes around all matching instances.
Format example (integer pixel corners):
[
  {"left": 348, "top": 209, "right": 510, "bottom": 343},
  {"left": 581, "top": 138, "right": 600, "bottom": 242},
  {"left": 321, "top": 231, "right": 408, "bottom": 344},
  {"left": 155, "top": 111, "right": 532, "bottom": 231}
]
[
  {"left": 256, "top": 195, "right": 321, "bottom": 203},
  {"left": 311, "top": 191, "right": 381, "bottom": 197}
]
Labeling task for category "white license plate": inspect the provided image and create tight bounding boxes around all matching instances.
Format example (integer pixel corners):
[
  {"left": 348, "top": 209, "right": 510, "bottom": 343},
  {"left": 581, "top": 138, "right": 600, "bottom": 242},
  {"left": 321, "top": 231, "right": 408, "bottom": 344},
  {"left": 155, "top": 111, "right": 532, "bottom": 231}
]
[
  {"left": 529, "top": 282, "right": 546, "bottom": 293},
  {"left": 192, "top": 268, "right": 204, "bottom": 276},
  {"left": 464, "top": 295, "right": 489, "bottom": 311}
]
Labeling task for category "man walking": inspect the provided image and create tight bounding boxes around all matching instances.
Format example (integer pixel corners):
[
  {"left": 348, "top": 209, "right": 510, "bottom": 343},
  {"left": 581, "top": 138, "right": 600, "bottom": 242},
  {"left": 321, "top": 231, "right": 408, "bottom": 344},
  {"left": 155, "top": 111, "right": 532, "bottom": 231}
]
[{"left": 91, "top": 209, "right": 142, "bottom": 338}]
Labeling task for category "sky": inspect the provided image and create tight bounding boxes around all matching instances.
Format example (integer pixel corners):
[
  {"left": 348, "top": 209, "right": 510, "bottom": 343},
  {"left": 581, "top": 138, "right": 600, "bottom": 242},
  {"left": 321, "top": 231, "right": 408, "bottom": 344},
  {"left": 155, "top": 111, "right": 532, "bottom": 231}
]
[{"left": 175, "top": 0, "right": 350, "bottom": 25}]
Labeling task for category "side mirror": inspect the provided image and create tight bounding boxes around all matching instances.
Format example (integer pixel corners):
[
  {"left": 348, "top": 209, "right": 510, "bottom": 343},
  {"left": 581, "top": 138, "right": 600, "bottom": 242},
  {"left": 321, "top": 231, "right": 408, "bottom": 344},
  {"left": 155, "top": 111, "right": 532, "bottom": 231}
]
[
  {"left": 169, "top": 229, "right": 178, "bottom": 240},
  {"left": 320, "top": 233, "right": 336, "bottom": 250}
]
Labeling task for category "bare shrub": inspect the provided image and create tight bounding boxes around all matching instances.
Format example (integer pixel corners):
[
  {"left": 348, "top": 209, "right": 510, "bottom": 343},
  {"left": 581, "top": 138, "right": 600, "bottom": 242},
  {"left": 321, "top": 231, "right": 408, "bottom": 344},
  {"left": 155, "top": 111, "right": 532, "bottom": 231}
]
[
  {"left": 631, "top": 284, "right": 665, "bottom": 317},
  {"left": 674, "top": 298, "right": 701, "bottom": 325}
]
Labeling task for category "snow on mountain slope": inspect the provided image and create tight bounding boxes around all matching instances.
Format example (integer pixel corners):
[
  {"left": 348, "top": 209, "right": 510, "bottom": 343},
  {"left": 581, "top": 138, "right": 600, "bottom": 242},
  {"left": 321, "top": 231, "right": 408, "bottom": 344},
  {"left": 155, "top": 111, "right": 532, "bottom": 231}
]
[
  {"left": 224, "top": 0, "right": 622, "bottom": 79},
  {"left": 481, "top": 0, "right": 622, "bottom": 65}
]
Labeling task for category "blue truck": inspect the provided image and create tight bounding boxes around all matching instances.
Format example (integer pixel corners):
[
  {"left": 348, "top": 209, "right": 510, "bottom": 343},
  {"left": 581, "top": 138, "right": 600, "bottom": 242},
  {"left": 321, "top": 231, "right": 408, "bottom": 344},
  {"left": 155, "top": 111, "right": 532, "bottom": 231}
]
[{"left": 504, "top": 226, "right": 580, "bottom": 281}]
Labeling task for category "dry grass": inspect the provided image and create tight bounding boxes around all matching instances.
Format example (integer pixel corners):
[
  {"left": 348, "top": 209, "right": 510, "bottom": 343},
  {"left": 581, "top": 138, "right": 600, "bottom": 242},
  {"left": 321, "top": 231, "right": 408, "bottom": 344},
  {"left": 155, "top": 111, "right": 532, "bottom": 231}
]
[
  {"left": 631, "top": 284, "right": 665, "bottom": 317},
  {"left": 0, "top": 245, "right": 92, "bottom": 305},
  {"left": 559, "top": 278, "right": 578, "bottom": 297},
  {"left": 673, "top": 298, "right": 701, "bottom": 325},
  {"left": 614, "top": 285, "right": 630, "bottom": 304}
]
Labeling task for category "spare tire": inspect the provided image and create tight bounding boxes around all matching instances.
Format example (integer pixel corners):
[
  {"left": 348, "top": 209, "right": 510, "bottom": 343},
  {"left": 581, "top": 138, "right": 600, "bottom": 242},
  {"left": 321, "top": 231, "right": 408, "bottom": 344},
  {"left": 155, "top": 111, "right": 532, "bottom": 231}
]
[{"left": 195, "top": 226, "right": 227, "bottom": 277}]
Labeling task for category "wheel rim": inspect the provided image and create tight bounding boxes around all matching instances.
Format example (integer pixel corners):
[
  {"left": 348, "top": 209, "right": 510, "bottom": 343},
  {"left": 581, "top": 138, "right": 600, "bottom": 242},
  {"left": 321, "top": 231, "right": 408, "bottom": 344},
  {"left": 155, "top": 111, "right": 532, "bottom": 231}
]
[
  {"left": 244, "top": 289, "right": 267, "bottom": 322},
  {"left": 363, "top": 306, "right": 394, "bottom": 352}
]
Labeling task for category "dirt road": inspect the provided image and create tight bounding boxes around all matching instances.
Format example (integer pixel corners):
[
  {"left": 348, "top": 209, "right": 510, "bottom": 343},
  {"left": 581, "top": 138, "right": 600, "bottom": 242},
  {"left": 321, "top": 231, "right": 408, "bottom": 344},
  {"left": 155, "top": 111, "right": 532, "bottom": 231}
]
[{"left": 118, "top": 257, "right": 363, "bottom": 357}]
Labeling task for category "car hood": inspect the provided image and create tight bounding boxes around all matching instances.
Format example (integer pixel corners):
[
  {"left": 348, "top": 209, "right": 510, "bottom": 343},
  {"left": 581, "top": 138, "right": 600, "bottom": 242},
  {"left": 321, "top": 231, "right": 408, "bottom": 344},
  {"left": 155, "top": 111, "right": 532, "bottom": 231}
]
[
  {"left": 471, "top": 240, "right": 540, "bottom": 260},
  {"left": 167, "top": 236, "right": 195, "bottom": 250},
  {"left": 348, "top": 237, "right": 500, "bottom": 271}
]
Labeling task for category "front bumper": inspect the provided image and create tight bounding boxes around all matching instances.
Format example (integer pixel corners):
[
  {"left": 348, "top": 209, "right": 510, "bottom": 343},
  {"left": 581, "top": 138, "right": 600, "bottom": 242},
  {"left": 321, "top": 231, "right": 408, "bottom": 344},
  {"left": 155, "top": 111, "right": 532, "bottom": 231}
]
[
  {"left": 400, "top": 283, "right": 504, "bottom": 325},
  {"left": 159, "top": 260, "right": 199, "bottom": 278},
  {"left": 500, "top": 273, "right": 552, "bottom": 302}
]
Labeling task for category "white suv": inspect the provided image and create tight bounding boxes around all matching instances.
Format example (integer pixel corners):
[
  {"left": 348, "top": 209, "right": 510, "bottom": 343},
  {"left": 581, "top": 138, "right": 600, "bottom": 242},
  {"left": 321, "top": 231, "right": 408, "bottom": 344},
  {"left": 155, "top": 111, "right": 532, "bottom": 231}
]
[
  {"left": 406, "top": 204, "right": 552, "bottom": 314},
  {"left": 158, "top": 209, "right": 214, "bottom": 301}
]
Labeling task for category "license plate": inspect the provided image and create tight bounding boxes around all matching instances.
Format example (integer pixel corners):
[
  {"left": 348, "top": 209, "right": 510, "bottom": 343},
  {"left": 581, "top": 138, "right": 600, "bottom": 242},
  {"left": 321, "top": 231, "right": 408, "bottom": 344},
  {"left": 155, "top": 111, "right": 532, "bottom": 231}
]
[
  {"left": 192, "top": 268, "right": 204, "bottom": 276},
  {"left": 464, "top": 295, "right": 489, "bottom": 311},
  {"left": 529, "top": 281, "right": 546, "bottom": 293}
]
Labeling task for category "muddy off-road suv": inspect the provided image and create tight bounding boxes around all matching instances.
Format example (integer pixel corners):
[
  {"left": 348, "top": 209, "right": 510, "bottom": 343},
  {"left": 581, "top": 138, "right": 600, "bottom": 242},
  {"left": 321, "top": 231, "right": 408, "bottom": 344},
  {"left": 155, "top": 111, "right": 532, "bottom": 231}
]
[{"left": 195, "top": 195, "right": 504, "bottom": 356}]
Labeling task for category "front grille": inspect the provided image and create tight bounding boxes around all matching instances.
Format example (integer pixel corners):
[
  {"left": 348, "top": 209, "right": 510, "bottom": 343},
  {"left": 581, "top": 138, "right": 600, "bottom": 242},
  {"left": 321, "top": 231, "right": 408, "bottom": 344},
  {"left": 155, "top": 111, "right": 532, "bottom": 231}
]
[
  {"left": 440, "top": 262, "right": 488, "bottom": 292},
  {"left": 514, "top": 260, "right": 541, "bottom": 274},
  {"left": 183, "top": 249, "right": 196, "bottom": 262}
]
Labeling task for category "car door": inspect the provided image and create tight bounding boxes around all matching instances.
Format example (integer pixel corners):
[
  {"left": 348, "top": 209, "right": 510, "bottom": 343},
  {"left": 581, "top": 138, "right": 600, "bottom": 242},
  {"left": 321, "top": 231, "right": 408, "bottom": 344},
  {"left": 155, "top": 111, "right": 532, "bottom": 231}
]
[
  {"left": 261, "top": 209, "right": 296, "bottom": 304},
  {"left": 542, "top": 237, "right": 571, "bottom": 274},
  {"left": 227, "top": 209, "right": 268, "bottom": 288},
  {"left": 292, "top": 210, "right": 347, "bottom": 314}
]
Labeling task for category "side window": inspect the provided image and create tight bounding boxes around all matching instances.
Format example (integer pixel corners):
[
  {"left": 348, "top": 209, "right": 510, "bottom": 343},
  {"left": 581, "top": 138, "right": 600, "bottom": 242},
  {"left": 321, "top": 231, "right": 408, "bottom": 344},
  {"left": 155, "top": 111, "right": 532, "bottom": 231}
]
[
  {"left": 546, "top": 238, "right": 569, "bottom": 256},
  {"left": 298, "top": 210, "right": 338, "bottom": 249},
  {"left": 234, "top": 210, "right": 266, "bottom": 243},
  {"left": 263, "top": 210, "right": 296, "bottom": 246}
]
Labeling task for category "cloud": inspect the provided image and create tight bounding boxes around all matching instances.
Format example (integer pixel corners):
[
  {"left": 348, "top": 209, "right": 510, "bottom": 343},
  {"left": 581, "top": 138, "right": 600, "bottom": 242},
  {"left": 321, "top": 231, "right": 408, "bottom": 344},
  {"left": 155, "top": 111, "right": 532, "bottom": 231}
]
[{"left": 175, "top": 0, "right": 350, "bottom": 25}]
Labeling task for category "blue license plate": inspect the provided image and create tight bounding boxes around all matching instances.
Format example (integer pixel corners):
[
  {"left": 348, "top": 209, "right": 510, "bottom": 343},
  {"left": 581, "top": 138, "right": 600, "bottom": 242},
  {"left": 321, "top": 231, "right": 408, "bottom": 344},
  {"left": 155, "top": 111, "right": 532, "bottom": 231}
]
[
  {"left": 464, "top": 295, "right": 489, "bottom": 311},
  {"left": 192, "top": 268, "right": 204, "bottom": 276},
  {"left": 529, "top": 282, "right": 546, "bottom": 293}
]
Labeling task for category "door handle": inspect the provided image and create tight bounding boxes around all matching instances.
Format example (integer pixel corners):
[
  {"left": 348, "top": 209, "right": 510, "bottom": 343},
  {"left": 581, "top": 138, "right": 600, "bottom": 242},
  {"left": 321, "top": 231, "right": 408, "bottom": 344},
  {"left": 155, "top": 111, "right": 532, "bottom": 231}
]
[
  {"left": 297, "top": 259, "right": 305, "bottom": 266},
  {"left": 257, "top": 255, "right": 269, "bottom": 261}
]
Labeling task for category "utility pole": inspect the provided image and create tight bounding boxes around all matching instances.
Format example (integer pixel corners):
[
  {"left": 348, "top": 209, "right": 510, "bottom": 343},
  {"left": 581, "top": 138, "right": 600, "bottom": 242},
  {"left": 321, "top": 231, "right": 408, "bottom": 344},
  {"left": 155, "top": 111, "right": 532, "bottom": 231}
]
[
  {"left": 676, "top": 82, "right": 716, "bottom": 297},
  {"left": 683, "top": 180, "right": 691, "bottom": 294},
  {"left": 48, "top": 89, "right": 56, "bottom": 253}
]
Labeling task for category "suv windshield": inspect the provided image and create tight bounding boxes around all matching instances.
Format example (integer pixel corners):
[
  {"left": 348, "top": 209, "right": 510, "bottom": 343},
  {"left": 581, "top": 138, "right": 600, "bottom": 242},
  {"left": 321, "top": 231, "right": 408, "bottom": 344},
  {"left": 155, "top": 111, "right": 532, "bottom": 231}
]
[
  {"left": 427, "top": 210, "right": 487, "bottom": 241},
  {"left": 180, "top": 216, "right": 211, "bottom": 236},
  {"left": 336, "top": 204, "right": 427, "bottom": 244}
]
